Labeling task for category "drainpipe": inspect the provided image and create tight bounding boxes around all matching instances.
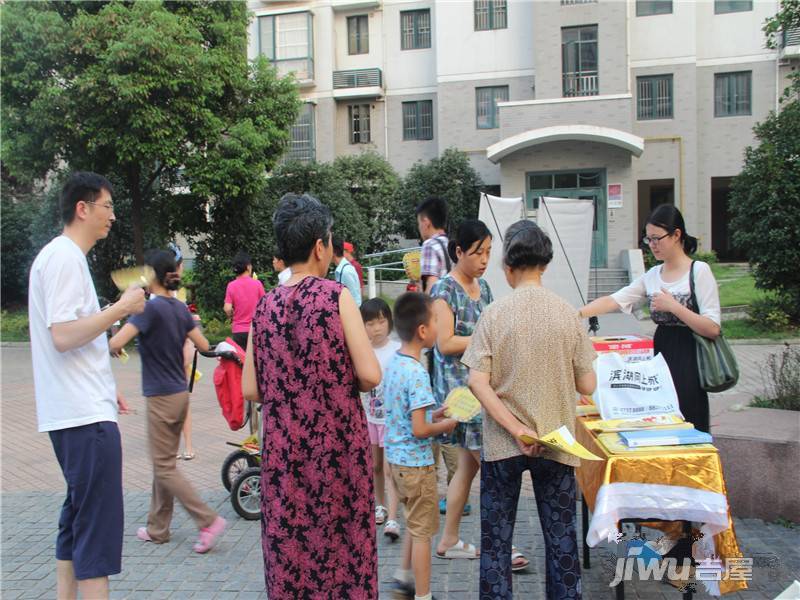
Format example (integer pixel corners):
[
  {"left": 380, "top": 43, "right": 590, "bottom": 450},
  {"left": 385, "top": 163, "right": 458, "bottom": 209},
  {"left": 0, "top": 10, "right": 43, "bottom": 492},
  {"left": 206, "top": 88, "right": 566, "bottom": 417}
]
[{"left": 643, "top": 136, "right": 684, "bottom": 214}]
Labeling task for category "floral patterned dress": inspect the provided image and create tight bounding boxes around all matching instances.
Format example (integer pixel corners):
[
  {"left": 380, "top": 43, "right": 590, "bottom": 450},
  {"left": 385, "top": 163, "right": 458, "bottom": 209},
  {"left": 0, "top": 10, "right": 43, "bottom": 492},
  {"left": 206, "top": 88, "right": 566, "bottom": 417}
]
[{"left": 251, "top": 276, "right": 377, "bottom": 599}]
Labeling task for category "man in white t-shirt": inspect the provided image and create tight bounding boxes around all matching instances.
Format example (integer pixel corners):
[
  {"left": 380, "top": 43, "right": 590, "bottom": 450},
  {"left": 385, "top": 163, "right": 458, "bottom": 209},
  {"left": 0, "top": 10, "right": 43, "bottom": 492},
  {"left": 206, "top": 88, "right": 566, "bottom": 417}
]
[{"left": 28, "top": 172, "right": 145, "bottom": 599}]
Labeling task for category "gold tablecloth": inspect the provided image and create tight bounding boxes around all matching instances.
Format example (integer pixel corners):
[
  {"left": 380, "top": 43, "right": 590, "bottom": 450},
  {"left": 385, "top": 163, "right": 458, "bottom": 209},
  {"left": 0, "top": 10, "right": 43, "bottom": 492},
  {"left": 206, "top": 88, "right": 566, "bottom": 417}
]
[{"left": 575, "top": 417, "right": 747, "bottom": 594}]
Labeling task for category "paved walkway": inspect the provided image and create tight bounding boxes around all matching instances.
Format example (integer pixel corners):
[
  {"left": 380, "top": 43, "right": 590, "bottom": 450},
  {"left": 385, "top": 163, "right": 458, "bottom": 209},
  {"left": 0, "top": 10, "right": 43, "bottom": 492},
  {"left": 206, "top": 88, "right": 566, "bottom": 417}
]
[{"left": 2, "top": 344, "right": 798, "bottom": 599}]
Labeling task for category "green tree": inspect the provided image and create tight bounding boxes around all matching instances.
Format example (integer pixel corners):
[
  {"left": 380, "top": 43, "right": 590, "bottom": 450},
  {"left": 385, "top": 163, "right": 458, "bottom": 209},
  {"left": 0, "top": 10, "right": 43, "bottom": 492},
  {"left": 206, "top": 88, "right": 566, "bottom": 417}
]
[
  {"left": 333, "top": 152, "right": 400, "bottom": 254},
  {"left": 1, "top": 0, "right": 300, "bottom": 264},
  {"left": 395, "top": 148, "right": 484, "bottom": 239},
  {"left": 729, "top": 101, "right": 800, "bottom": 321}
]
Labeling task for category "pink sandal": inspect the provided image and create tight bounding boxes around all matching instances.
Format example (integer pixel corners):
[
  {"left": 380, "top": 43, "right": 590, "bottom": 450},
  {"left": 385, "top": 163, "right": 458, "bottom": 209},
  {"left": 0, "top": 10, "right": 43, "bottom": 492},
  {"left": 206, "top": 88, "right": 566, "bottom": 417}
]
[{"left": 193, "top": 516, "right": 226, "bottom": 553}]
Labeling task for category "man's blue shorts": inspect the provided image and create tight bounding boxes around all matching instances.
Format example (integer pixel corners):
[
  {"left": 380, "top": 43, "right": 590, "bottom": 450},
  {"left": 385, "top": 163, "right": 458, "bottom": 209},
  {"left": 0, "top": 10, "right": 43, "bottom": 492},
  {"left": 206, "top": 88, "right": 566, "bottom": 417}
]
[{"left": 49, "top": 421, "right": 123, "bottom": 580}]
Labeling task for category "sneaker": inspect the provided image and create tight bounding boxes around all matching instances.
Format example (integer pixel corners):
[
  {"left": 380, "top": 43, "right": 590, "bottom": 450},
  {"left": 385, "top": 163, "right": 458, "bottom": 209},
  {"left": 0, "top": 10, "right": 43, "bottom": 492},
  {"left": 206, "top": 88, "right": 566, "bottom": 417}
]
[
  {"left": 439, "top": 498, "right": 447, "bottom": 515},
  {"left": 375, "top": 505, "right": 388, "bottom": 525},
  {"left": 193, "top": 516, "right": 226, "bottom": 554},
  {"left": 388, "top": 581, "right": 415, "bottom": 599},
  {"left": 136, "top": 527, "right": 152, "bottom": 542},
  {"left": 462, "top": 503, "right": 472, "bottom": 516},
  {"left": 384, "top": 519, "right": 400, "bottom": 541}
]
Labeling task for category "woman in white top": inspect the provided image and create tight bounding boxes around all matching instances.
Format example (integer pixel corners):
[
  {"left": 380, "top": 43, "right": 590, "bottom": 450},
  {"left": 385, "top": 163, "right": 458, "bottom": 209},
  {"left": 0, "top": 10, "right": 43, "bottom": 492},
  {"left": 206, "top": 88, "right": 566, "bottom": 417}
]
[{"left": 579, "top": 204, "right": 721, "bottom": 432}]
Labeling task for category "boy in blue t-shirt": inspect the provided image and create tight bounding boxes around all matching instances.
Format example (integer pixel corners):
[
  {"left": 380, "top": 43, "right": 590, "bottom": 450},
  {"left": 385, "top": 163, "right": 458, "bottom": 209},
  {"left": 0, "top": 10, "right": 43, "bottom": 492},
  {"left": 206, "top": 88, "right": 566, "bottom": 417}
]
[{"left": 384, "top": 293, "right": 457, "bottom": 600}]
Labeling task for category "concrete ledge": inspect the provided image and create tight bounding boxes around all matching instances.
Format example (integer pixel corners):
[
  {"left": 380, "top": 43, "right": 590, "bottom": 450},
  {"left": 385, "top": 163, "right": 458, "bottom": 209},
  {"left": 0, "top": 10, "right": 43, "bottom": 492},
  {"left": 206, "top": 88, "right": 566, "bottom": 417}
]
[{"left": 712, "top": 406, "right": 800, "bottom": 522}]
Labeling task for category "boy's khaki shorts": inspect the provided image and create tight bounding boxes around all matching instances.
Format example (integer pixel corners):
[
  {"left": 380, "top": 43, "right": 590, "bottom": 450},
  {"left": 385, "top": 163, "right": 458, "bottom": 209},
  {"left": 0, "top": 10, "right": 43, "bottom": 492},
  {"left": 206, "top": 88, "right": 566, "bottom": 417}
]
[{"left": 390, "top": 464, "right": 439, "bottom": 540}]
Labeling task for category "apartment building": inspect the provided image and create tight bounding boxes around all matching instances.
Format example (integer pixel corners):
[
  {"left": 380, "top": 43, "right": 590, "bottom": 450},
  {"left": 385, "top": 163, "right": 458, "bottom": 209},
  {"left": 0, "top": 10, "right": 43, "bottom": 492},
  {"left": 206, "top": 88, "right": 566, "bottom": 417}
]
[{"left": 246, "top": 0, "right": 798, "bottom": 268}]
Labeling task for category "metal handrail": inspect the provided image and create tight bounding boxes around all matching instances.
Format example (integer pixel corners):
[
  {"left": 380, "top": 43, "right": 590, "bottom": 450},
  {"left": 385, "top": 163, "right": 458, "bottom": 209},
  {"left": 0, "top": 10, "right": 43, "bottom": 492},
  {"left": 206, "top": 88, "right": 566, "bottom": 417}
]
[{"left": 362, "top": 245, "right": 421, "bottom": 260}]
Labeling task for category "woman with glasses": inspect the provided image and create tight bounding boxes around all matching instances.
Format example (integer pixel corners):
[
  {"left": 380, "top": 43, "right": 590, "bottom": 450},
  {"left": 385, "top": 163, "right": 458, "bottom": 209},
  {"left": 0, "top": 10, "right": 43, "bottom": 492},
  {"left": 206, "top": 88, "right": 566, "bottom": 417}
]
[{"left": 578, "top": 204, "right": 721, "bottom": 433}]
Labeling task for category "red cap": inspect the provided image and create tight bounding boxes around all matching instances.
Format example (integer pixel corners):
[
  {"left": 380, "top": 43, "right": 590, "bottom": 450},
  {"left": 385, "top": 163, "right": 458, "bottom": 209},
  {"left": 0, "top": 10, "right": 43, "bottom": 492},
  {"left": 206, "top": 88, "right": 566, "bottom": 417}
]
[{"left": 343, "top": 242, "right": 354, "bottom": 253}]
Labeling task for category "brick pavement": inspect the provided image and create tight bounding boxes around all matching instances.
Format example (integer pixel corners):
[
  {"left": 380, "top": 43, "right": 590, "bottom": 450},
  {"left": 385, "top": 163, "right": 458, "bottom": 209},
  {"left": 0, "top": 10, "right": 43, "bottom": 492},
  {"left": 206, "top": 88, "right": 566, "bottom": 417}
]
[{"left": 2, "top": 344, "right": 798, "bottom": 599}]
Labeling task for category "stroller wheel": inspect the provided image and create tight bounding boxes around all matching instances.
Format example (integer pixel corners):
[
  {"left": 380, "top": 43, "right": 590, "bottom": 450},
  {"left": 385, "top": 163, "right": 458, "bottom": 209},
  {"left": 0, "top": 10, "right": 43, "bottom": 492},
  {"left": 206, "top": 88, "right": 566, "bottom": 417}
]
[
  {"left": 221, "top": 450, "right": 258, "bottom": 492},
  {"left": 231, "top": 466, "right": 261, "bottom": 520}
]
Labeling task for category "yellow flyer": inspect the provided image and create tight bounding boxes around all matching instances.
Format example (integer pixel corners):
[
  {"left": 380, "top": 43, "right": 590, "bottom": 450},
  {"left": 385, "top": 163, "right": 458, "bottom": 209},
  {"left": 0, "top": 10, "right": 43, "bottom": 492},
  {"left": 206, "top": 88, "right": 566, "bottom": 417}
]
[
  {"left": 111, "top": 266, "right": 155, "bottom": 291},
  {"left": 585, "top": 414, "right": 688, "bottom": 433},
  {"left": 519, "top": 425, "right": 604, "bottom": 461},
  {"left": 444, "top": 387, "right": 481, "bottom": 422}
]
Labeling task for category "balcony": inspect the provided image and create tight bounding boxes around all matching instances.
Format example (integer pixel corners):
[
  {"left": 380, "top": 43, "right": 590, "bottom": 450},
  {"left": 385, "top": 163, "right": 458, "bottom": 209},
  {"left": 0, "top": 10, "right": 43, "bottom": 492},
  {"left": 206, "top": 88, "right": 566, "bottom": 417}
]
[
  {"left": 560, "top": 0, "right": 597, "bottom": 4},
  {"left": 332, "top": 68, "right": 383, "bottom": 99},
  {"left": 562, "top": 73, "right": 599, "bottom": 97},
  {"left": 331, "top": 0, "right": 380, "bottom": 11},
  {"left": 781, "top": 26, "right": 800, "bottom": 59}
]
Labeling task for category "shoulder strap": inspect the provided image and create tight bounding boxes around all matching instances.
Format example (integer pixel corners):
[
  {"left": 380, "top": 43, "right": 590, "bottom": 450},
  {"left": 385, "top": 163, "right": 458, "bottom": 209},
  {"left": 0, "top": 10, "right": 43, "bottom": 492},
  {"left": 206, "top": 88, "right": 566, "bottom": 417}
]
[
  {"left": 688, "top": 260, "right": 700, "bottom": 314},
  {"left": 433, "top": 236, "right": 452, "bottom": 273}
]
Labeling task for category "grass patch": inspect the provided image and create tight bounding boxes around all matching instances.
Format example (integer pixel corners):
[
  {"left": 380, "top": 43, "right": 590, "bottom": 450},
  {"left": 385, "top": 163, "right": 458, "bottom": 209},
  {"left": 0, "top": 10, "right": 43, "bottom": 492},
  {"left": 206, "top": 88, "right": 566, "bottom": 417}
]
[
  {"left": 711, "top": 265, "right": 765, "bottom": 307},
  {"left": 723, "top": 318, "right": 799, "bottom": 340},
  {"left": 1, "top": 310, "right": 29, "bottom": 342}
]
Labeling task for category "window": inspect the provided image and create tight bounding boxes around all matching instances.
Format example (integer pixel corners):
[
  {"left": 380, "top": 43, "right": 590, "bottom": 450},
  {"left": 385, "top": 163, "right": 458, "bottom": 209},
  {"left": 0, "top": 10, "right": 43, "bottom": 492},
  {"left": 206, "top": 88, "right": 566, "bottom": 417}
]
[
  {"left": 636, "top": 0, "right": 672, "bottom": 16},
  {"left": 714, "top": 71, "right": 751, "bottom": 117},
  {"left": 349, "top": 104, "right": 371, "bottom": 144},
  {"left": 287, "top": 103, "right": 315, "bottom": 162},
  {"left": 474, "top": 0, "right": 507, "bottom": 31},
  {"left": 715, "top": 0, "right": 752, "bottom": 14},
  {"left": 637, "top": 75, "right": 673, "bottom": 120},
  {"left": 476, "top": 86, "right": 509, "bottom": 129},
  {"left": 347, "top": 15, "right": 369, "bottom": 55},
  {"left": 561, "top": 25, "right": 598, "bottom": 97},
  {"left": 402, "top": 100, "right": 433, "bottom": 140},
  {"left": 401, "top": 10, "right": 431, "bottom": 50},
  {"left": 259, "top": 12, "right": 314, "bottom": 81}
]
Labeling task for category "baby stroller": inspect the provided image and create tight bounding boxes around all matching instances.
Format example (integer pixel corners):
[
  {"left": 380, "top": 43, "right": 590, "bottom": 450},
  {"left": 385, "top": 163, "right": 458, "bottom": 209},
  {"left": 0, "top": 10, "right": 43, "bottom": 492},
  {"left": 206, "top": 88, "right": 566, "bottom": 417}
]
[{"left": 194, "top": 339, "right": 261, "bottom": 521}]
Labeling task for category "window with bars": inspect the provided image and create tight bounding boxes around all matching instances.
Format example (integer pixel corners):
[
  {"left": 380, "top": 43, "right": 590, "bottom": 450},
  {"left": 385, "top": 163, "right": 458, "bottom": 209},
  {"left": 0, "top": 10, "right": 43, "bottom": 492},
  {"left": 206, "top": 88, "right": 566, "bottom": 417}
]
[
  {"left": 348, "top": 105, "right": 371, "bottom": 144},
  {"left": 561, "top": 25, "right": 598, "bottom": 97},
  {"left": 474, "top": 0, "right": 507, "bottom": 31},
  {"left": 714, "top": 71, "right": 751, "bottom": 117},
  {"left": 636, "top": 0, "right": 672, "bottom": 16},
  {"left": 475, "top": 86, "right": 509, "bottom": 129},
  {"left": 287, "top": 103, "right": 315, "bottom": 162},
  {"left": 402, "top": 100, "right": 433, "bottom": 140},
  {"left": 347, "top": 15, "right": 369, "bottom": 55},
  {"left": 401, "top": 10, "right": 431, "bottom": 50},
  {"left": 637, "top": 75, "right": 673, "bottom": 120},
  {"left": 258, "top": 12, "right": 314, "bottom": 81},
  {"left": 715, "top": 0, "right": 752, "bottom": 14}
]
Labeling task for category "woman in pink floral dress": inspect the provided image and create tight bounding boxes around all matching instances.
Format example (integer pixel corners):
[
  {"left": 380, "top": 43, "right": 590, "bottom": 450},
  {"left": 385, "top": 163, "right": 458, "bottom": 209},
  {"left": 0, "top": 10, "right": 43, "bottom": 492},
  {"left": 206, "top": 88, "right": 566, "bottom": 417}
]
[{"left": 242, "top": 193, "right": 382, "bottom": 599}]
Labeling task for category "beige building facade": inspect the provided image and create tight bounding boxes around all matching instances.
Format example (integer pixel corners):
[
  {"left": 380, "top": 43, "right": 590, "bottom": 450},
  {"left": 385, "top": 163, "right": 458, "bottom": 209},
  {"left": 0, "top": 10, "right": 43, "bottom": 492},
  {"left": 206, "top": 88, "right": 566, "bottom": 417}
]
[{"left": 247, "top": 0, "right": 798, "bottom": 268}]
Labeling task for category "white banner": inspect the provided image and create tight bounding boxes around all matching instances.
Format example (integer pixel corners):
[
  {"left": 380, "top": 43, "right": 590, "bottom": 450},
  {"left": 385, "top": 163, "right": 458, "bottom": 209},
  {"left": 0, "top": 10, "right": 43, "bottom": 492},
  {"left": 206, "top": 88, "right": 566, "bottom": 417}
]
[
  {"left": 478, "top": 193, "right": 525, "bottom": 301},
  {"left": 537, "top": 197, "right": 594, "bottom": 309},
  {"left": 595, "top": 352, "right": 682, "bottom": 421}
]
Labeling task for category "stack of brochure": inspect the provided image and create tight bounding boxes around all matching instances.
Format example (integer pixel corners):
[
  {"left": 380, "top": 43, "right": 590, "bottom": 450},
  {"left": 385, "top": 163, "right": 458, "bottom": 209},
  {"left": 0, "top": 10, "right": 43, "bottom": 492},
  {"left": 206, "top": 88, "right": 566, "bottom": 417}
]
[
  {"left": 596, "top": 432, "right": 716, "bottom": 455},
  {"left": 584, "top": 414, "right": 688, "bottom": 433},
  {"left": 619, "top": 428, "right": 713, "bottom": 448}
]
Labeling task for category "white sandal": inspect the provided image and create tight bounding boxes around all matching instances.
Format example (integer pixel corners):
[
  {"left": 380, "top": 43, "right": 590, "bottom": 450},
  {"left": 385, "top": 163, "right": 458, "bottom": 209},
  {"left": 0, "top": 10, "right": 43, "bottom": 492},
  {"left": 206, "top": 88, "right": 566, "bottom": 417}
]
[
  {"left": 436, "top": 539, "right": 479, "bottom": 559},
  {"left": 375, "top": 505, "right": 388, "bottom": 525},
  {"left": 383, "top": 519, "right": 400, "bottom": 541}
]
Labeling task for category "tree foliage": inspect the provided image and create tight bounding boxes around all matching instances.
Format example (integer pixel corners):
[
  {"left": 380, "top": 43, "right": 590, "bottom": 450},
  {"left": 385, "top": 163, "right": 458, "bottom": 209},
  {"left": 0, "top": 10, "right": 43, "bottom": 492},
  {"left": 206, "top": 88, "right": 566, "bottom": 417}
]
[
  {"left": 394, "top": 148, "right": 484, "bottom": 239},
  {"left": 1, "top": 0, "right": 300, "bottom": 264},
  {"left": 332, "top": 152, "right": 400, "bottom": 253},
  {"left": 764, "top": 0, "right": 800, "bottom": 98},
  {"left": 729, "top": 101, "right": 800, "bottom": 321}
]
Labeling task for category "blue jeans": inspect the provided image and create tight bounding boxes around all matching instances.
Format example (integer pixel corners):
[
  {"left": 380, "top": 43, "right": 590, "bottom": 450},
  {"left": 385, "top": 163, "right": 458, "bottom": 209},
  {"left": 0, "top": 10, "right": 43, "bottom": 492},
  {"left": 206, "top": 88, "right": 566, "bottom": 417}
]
[{"left": 480, "top": 456, "right": 581, "bottom": 600}]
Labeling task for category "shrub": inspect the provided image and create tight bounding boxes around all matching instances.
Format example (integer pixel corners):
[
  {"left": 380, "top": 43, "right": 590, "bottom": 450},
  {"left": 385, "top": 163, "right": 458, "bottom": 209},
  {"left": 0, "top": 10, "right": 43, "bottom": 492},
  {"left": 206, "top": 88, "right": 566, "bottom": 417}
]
[
  {"left": 748, "top": 296, "right": 795, "bottom": 331},
  {"left": 641, "top": 248, "right": 718, "bottom": 271},
  {"left": 750, "top": 344, "right": 800, "bottom": 411},
  {"left": 0, "top": 310, "right": 30, "bottom": 342}
]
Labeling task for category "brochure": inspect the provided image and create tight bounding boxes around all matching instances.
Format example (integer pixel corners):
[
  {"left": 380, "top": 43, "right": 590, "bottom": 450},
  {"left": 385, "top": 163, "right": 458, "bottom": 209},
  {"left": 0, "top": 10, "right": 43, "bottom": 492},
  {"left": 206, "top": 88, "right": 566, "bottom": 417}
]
[
  {"left": 443, "top": 387, "right": 481, "bottom": 422},
  {"left": 584, "top": 414, "right": 688, "bottom": 433},
  {"left": 596, "top": 432, "right": 716, "bottom": 456},
  {"left": 619, "top": 428, "right": 712, "bottom": 448},
  {"left": 518, "top": 425, "right": 604, "bottom": 461}
]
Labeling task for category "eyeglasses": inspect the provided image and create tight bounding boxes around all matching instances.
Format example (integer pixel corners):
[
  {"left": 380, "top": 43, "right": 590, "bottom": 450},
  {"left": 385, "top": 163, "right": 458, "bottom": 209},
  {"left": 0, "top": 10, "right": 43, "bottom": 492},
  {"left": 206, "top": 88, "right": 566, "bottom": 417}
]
[
  {"left": 642, "top": 232, "right": 671, "bottom": 246},
  {"left": 86, "top": 201, "right": 115, "bottom": 212}
]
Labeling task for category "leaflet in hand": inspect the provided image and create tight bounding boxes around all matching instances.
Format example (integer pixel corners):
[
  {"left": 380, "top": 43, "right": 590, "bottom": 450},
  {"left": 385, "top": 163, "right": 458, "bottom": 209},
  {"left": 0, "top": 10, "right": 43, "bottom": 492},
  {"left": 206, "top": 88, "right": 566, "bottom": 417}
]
[
  {"left": 443, "top": 387, "right": 481, "bottom": 422},
  {"left": 518, "top": 425, "right": 604, "bottom": 461}
]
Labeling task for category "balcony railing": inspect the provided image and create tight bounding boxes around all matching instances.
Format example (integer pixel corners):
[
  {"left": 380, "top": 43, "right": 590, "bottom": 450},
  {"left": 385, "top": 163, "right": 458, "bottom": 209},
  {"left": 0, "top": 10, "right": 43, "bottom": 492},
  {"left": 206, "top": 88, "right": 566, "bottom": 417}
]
[
  {"left": 562, "top": 73, "right": 599, "bottom": 97},
  {"left": 333, "top": 68, "right": 382, "bottom": 89},
  {"left": 783, "top": 26, "right": 800, "bottom": 48},
  {"left": 561, "top": 0, "right": 597, "bottom": 4}
]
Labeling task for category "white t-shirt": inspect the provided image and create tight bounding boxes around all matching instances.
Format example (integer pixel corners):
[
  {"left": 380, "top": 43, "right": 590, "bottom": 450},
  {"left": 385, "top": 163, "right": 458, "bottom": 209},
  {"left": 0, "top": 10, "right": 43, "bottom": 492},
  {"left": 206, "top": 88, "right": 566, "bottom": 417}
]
[
  {"left": 361, "top": 338, "right": 401, "bottom": 425},
  {"left": 278, "top": 267, "right": 292, "bottom": 285},
  {"left": 28, "top": 235, "right": 117, "bottom": 432},
  {"left": 611, "top": 261, "right": 721, "bottom": 327}
]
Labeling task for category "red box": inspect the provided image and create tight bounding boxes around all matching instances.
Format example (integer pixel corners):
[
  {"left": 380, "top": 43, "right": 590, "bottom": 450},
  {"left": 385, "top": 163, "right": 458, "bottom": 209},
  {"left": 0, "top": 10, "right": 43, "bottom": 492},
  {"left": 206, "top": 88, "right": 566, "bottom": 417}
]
[{"left": 591, "top": 335, "right": 654, "bottom": 362}]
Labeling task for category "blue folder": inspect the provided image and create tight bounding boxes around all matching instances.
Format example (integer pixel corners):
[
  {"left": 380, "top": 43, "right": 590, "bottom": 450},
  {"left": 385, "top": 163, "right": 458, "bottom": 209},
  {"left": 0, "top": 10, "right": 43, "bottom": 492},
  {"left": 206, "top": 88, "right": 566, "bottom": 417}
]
[{"left": 619, "top": 428, "right": 713, "bottom": 448}]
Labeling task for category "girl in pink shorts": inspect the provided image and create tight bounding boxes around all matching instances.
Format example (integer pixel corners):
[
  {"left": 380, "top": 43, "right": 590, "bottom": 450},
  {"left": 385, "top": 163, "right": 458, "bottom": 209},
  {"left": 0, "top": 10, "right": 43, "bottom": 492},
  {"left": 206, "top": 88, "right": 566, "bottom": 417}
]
[{"left": 360, "top": 298, "right": 402, "bottom": 541}]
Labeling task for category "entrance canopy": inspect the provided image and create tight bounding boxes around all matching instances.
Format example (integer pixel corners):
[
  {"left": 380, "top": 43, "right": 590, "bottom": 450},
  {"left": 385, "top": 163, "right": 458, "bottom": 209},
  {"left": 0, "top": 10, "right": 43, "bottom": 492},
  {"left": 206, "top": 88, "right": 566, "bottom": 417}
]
[{"left": 487, "top": 125, "right": 644, "bottom": 163}]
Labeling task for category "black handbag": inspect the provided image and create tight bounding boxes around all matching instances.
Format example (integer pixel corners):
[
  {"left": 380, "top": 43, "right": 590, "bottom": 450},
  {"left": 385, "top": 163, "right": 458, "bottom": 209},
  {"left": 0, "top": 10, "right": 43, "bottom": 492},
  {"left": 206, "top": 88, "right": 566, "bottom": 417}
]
[{"left": 688, "top": 261, "right": 739, "bottom": 393}]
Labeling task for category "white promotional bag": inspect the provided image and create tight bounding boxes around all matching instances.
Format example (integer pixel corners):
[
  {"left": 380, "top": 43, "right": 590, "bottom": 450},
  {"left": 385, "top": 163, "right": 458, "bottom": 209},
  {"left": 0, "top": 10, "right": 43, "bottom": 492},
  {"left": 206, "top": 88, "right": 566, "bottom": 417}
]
[{"left": 595, "top": 353, "right": 682, "bottom": 421}]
